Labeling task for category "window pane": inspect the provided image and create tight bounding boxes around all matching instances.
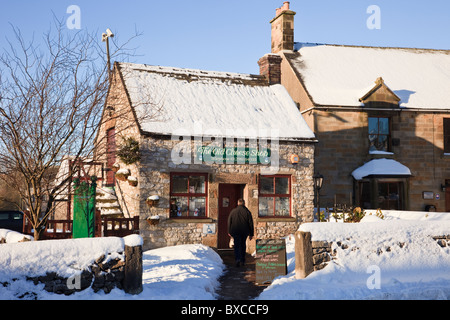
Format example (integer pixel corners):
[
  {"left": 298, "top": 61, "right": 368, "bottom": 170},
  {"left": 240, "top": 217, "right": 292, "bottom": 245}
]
[
  {"left": 368, "top": 118, "right": 379, "bottom": 134},
  {"left": 189, "top": 197, "right": 206, "bottom": 217},
  {"left": 12, "top": 213, "right": 22, "bottom": 220},
  {"left": 379, "top": 118, "right": 390, "bottom": 134},
  {"left": 259, "top": 197, "right": 274, "bottom": 216},
  {"left": 172, "top": 175, "right": 188, "bottom": 193},
  {"left": 369, "top": 134, "right": 377, "bottom": 151},
  {"left": 0, "top": 213, "right": 8, "bottom": 220},
  {"left": 260, "top": 177, "right": 274, "bottom": 194},
  {"left": 378, "top": 135, "right": 388, "bottom": 151},
  {"left": 170, "top": 197, "right": 188, "bottom": 217},
  {"left": 189, "top": 175, "right": 206, "bottom": 194},
  {"left": 275, "top": 177, "right": 289, "bottom": 194},
  {"left": 275, "top": 197, "right": 290, "bottom": 216}
]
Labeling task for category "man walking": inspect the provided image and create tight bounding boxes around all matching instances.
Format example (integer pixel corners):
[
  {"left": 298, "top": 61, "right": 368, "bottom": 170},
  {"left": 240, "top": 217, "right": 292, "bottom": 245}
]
[{"left": 228, "top": 199, "right": 254, "bottom": 267}]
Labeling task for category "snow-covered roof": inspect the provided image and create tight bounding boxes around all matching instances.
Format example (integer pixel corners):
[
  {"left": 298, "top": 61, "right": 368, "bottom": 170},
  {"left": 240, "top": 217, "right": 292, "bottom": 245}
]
[
  {"left": 352, "top": 158, "right": 412, "bottom": 180},
  {"left": 118, "top": 62, "right": 315, "bottom": 141},
  {"left": 286, "top": 43, "right": 450, "bottom": 109}
]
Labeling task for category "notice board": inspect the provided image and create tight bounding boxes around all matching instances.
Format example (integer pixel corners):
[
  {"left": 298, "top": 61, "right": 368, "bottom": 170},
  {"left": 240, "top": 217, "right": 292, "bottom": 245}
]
[{"left": 255, "top": 239, "right": 287, "bottom": 285}]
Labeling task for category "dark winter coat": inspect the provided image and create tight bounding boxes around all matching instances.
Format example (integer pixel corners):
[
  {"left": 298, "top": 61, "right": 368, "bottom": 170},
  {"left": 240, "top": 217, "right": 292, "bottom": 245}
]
[{"left": 228, "top": 205, "right": 254, "bottom": 237}]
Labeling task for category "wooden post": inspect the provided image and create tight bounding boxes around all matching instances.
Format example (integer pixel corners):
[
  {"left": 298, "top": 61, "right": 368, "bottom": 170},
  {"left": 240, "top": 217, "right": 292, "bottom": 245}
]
[
  {"left": 295, "top": 231, "right": 314, "bottom": 279},
  {"left": 123, "top": 244, "right": 143, "bottom": 294}
]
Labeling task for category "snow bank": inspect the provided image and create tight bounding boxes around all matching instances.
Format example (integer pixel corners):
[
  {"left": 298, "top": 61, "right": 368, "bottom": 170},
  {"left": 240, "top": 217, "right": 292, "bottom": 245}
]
[
  {"left": 140, "top": 244, "right": 224, "bottom": 300},
  {"left": 0, "top": 241, "right": 224, "bottom": 300},
  {"left": 0, "top": 229, "right": 33, "bottom": 243},
  {"left": 259, "top": 212, "right": 450, "bottom": 300},
  {"left": 0, "top": 237, "right": 125, "bottom": 279}
]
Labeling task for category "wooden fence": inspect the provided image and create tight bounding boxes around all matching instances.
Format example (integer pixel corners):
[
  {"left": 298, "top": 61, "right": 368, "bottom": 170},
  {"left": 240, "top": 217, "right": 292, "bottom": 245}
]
[{"left": 23, "top": 215, "right": 139, "bottom": 239}]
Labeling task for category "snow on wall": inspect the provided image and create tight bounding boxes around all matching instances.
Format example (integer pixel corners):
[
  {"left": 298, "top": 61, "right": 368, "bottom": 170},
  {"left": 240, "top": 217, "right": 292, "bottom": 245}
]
[
  {"left": 0, "top": 237, "right": 126, "bottom": 279},
  {"left": 0, "top": 229, "right": 33, "bottom": 244},
  {"left": 298, "top": 215, "right": 450, "bottom": 282}
]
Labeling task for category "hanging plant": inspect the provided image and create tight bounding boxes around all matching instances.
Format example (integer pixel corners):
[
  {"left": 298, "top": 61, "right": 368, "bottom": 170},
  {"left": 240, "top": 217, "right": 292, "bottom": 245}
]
[{"left": 117, "top": 137, "right": 141, "bottom": 165}]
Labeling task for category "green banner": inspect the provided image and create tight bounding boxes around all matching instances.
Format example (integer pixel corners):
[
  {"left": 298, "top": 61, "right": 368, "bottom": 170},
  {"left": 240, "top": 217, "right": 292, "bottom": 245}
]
[{"left": 196, "top": 146, "right": 271, "bottom": 164}]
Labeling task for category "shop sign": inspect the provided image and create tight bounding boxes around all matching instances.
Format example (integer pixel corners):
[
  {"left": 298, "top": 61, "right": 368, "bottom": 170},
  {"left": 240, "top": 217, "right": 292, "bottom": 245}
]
[{"left": 196, "top": 146, "right": 271, "bottom": 164}]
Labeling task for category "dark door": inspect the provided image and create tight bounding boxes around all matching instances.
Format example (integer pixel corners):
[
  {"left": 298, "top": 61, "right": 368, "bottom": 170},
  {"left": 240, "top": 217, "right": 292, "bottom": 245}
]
[
  {"left": 446, "top": 180, "right": 450, "bottom": 212},
  {"left": 106, "top": 128, "right": 116, "bottom": 186},
  {"left": 218, "top": 184, "right": 243, "bottom": 249}
]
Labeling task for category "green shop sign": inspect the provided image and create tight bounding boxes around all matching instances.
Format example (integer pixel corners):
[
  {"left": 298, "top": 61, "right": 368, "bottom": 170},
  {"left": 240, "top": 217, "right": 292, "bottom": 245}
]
[{"left": 196, "top": 146, "right": 271, "bottom": 164}]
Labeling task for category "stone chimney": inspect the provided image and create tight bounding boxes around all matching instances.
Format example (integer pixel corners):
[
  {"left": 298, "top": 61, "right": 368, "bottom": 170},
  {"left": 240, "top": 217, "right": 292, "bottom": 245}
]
[
  {"left": 270, "top": 2, "right": 296, "bottom": 53},
  {"left": 258, "top": 53, "right": 283, "bottom": 85}
]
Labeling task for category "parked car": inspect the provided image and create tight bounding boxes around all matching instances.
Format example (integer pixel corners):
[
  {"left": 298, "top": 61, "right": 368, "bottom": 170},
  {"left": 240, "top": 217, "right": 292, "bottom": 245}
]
[{"left": 0, "top": 211, "right": 24, "bottom": 233}]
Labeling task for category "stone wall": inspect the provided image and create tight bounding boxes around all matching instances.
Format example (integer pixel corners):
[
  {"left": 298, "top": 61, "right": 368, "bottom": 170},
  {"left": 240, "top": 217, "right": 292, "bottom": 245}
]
[
  {"left": 94, "top": 65, "right": 316, "bottom": 252},
  {"left": 137, "top": 135, "right": 315, "bottom": 252},
  {"left": 294, "top": 107, "right": 450, "bottom": 211},
  {"left": 295, "top": 230, "right": 450, "bottom": 279},
  {"left": 1, "top": 240, "right": 143, "bottom": 296}
]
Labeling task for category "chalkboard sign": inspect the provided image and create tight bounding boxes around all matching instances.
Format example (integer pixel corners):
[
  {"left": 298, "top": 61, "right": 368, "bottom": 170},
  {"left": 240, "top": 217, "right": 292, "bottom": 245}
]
[{"left": 255, "top": 239, "right": 287, "bottom": 285}]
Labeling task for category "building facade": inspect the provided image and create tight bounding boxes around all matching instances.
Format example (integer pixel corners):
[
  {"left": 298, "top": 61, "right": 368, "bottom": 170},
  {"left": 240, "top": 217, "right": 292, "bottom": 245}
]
[
  {"left": 95, "top": 62, "right": 317, "bottom": 251},
  {"left": 263, "top": 2, "right": 450, "bottom": 212}
]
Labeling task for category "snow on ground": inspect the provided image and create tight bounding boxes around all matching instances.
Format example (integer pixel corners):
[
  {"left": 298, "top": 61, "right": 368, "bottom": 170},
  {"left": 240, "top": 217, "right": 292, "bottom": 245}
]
[
  {"left": 0, "top": 240, "right": 224, "bottom": 300},
  {"left": 258, "top": 211, "right": 450, "bottom": 300},
  {"left": 1, "top": 210, "right": 450, "bottom": 300}
]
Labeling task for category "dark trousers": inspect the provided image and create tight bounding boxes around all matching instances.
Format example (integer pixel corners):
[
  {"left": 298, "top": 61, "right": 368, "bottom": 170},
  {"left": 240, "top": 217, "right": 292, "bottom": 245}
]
[{"left": 232, "top": 234, "right": 247, "bottom": 263}]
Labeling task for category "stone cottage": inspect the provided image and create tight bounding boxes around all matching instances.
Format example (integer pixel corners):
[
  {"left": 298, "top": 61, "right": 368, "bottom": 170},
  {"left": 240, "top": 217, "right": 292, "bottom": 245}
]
[
  {"left": 95, "top": 61, "right": 317, "bottom": 251},
  {"left": 262, "top": 2, "right": 450, "bottom": 212}
]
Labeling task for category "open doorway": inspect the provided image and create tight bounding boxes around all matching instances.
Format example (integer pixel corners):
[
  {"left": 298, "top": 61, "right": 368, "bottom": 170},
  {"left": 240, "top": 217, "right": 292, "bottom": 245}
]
[{"left": 217, "top": 184, "right": 245, "bottom": 249}]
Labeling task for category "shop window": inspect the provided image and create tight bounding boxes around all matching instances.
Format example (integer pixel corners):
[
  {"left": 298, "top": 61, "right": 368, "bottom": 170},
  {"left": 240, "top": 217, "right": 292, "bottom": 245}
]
[
  {"left": 170, "top": 173, "right": 208, "bottom": 218},
  {"left": 369, "top": 117, "right": 390, "bottom": 152},
  {"left": 259, "top": 175, "right": 291, "bottom": 217}
]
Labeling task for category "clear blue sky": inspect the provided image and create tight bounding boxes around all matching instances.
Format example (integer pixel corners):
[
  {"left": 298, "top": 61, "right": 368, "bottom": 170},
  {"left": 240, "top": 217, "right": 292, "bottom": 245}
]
[{"left": 1, "top": 0, "right": 449, "bottom": 74}]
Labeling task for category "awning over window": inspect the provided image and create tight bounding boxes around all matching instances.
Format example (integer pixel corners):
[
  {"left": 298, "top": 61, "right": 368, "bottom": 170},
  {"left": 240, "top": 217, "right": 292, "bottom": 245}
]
[{"left": 352, "top": 158, "right": 412, "bottom": 180}]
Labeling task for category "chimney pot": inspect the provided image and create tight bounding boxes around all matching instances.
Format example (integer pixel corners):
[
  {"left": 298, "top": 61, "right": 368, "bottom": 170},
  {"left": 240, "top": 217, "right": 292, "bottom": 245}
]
[{"left": 271, "top": 2, "right": 296, "bottom": 53}]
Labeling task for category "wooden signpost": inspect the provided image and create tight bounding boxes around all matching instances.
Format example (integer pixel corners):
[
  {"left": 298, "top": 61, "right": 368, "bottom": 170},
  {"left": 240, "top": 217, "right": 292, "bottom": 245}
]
[{"left": 255, "top": 239, "right": 287, "bottom": 285}]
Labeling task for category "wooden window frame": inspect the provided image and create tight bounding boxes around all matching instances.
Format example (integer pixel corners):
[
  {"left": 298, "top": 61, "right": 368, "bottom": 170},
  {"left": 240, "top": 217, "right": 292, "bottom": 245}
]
[
  {"left": 369, "top": 116, "right": 391, "bottom": 152},
  {"left": 258, "top": 175, "right": 291, "bottom": 217},
  {"left": 170, "top": 172, "right": 208, "bottom": 219}
]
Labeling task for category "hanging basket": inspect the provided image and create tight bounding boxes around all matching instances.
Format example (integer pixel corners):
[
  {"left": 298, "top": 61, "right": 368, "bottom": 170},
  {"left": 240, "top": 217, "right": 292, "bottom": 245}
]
[
  {"left": 115, "top": 168, "right": 130, "bottom": 181},
  {"left": 127, "top": 176, "right": 138, "bottom": 187},
  {"left": 112, "top": 162, "right": 120, "bottom": 173},
  {"left": 146, "top": 216, "right": 160, "bottom": 226},
  {"left": 146, "top": 195, "right": 160, "bottom": 207}
]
